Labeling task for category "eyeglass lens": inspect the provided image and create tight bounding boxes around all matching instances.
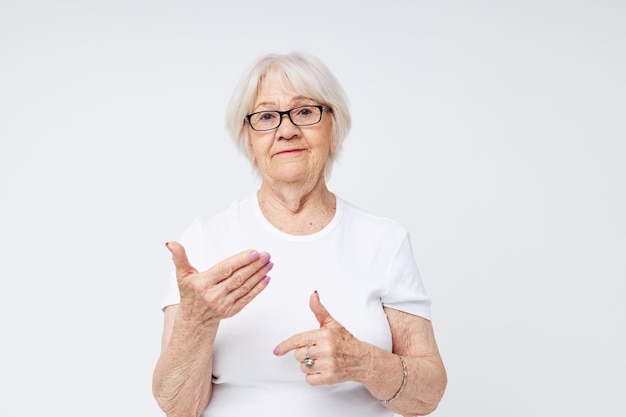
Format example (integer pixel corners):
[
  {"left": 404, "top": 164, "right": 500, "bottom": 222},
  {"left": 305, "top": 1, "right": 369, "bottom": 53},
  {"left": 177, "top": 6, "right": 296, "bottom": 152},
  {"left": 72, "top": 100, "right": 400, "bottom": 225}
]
[{"left": 249, "top": 106, "right": 322, "bottom": 130}]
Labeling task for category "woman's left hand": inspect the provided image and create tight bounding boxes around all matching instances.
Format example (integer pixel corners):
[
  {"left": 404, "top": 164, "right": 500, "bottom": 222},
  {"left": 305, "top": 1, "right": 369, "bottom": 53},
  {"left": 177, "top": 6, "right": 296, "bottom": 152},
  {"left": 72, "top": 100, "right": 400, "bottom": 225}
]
[{"left": 273, "top": 291, "right": 370, "bottom": 386}]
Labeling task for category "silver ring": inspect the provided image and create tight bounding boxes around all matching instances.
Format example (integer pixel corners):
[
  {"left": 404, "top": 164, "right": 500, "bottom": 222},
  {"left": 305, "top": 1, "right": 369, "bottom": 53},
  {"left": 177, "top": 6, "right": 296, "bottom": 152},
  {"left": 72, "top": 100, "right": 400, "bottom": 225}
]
[{"left": 303, "top": 346, "right": 315, "bottom": 367}]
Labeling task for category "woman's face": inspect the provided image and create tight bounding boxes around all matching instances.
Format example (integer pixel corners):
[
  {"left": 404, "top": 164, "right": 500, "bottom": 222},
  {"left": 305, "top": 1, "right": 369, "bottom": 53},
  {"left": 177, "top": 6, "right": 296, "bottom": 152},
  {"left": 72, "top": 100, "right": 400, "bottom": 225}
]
[{"left": 247, "top": 71, "right": 335, "bottom": 186}]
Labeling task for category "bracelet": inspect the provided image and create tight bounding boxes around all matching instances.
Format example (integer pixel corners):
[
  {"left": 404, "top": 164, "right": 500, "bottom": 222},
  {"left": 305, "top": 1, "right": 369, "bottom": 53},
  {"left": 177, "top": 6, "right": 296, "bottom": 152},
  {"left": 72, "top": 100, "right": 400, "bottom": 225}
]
[{"left": 379, "top": 356, "right": 408, "bottom": 404}]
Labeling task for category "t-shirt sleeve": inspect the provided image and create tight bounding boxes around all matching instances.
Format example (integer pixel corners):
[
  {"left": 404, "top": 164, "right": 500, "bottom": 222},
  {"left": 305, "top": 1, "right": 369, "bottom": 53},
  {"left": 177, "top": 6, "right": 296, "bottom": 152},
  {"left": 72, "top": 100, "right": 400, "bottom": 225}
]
[{"left": 381, "top": 232, "right": 432, "bottom": 320}]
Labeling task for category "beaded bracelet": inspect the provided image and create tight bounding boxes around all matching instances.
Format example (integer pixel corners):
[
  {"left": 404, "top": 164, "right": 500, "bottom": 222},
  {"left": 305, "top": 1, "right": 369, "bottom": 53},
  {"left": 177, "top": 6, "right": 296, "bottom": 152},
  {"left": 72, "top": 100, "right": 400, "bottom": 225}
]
[{"left": 379, "top": 356, "right": 408, "bottom": 404}]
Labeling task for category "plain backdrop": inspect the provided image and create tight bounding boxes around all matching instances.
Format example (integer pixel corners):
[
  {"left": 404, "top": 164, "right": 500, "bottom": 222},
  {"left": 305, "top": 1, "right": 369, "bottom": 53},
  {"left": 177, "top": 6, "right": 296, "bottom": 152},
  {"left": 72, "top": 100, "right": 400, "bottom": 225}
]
[{"left": 1, "top": 1, "right": 624, "bottom": 416}]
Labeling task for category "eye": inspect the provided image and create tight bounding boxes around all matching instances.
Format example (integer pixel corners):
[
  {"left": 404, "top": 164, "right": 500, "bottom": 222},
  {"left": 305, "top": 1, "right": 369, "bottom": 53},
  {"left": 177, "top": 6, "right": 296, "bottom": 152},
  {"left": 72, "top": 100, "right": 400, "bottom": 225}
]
[
  {"left": 294, "top": 107, "right": 313, "bottom": 116},
  {"left": 250, "top": 111, "right": 278, "bottom": 124}
]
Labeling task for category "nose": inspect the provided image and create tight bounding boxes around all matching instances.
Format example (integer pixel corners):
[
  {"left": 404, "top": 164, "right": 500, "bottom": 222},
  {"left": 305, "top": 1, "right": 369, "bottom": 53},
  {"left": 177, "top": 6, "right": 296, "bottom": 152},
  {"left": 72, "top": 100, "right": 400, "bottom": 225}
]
[{"left": 276, "top": 113, "right": 300, "bottom": 139}]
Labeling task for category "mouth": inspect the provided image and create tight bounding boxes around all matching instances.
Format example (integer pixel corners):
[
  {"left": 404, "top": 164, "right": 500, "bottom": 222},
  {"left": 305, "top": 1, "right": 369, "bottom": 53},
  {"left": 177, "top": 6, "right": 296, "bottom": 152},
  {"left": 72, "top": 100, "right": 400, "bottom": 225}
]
[{"left": 275, "top": 148, "right": 305, "bottom": 156}]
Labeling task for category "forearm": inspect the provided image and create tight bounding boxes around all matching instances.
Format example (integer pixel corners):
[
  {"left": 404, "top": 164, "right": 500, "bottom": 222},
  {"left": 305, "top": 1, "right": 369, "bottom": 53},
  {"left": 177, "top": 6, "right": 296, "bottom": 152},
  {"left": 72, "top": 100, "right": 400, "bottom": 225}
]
[
  {"left": 361, "top": 344, "right": 447, "bottom": 416},
  {"left": 152, "top": 315, "right": 219, "bottom": 417}
]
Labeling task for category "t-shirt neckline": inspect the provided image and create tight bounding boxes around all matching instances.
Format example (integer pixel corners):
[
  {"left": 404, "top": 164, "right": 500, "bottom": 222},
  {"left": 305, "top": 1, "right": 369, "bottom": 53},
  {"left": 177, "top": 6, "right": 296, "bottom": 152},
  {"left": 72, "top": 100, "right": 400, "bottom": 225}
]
[{"left": 250, "top": 192, "right": 344, "bottom": 242}]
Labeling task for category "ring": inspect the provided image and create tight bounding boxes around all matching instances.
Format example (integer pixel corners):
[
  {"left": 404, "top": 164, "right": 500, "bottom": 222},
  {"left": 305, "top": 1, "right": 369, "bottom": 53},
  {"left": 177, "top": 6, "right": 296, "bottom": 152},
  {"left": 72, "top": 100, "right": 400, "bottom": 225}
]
[{"left": 303, "top": 346, "right": 315, "bottom": 367}]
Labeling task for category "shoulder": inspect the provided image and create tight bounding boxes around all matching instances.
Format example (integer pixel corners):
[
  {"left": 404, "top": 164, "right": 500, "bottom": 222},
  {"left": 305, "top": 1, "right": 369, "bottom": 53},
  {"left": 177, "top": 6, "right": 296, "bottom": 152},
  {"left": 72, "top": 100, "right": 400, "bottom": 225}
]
[
  {"left": 338, "top": 197, "right": 409, "bottom": 240},
  {"left": 180, "top": 194, "right": 255, "bottom": 241}
]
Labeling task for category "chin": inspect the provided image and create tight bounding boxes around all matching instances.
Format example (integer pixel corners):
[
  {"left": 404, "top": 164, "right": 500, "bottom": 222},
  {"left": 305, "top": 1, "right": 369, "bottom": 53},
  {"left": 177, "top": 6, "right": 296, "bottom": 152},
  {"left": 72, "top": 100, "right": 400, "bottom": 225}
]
[{"left": 270, "top": 168, "right": 318, "bottom": 183}]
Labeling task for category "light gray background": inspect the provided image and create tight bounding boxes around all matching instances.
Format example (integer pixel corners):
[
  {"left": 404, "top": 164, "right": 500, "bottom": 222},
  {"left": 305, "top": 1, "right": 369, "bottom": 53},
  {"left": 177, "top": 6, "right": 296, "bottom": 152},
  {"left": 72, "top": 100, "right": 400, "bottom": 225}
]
[{"left": 1, "top": 1, "right": 624, "bottom": 416}]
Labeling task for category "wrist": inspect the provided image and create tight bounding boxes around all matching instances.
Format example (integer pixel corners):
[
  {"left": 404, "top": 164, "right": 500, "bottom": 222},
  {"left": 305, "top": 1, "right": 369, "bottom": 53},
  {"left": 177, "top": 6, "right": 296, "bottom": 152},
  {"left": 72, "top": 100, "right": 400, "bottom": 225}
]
[
  {"left": 379, "top": 356, "right": 408, "bottom": 404},
  {"left": 175, "top": 307, "right": 220, "bottom": 337}
]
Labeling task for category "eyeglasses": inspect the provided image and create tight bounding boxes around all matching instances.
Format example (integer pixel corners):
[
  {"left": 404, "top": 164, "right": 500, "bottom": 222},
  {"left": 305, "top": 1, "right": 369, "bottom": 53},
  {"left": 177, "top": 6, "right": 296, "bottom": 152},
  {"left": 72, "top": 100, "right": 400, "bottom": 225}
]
[{"left": 245, "top": 105, "right": 330, "bottom": 131}]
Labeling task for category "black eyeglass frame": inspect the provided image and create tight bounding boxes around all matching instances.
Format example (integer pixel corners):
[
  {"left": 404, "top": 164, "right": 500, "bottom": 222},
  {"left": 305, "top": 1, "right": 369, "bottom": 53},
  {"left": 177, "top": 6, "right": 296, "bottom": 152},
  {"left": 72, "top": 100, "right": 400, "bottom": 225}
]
[{"left": 245, "top": 105, "right": 331, "bottom": 131}]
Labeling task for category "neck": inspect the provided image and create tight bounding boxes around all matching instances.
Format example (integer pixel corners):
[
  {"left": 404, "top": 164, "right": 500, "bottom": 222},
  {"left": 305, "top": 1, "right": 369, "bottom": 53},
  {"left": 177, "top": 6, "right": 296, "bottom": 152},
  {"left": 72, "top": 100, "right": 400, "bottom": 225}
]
[{"left": 257, "top": 177, "right": 336, "bottom": 235}]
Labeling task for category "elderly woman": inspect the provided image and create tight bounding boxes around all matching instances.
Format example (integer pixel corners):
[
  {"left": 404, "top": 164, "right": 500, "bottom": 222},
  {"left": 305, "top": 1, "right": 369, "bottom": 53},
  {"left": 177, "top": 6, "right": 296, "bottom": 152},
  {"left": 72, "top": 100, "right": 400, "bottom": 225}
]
[{"left": 152, "top": 52, "right": 446, "bottom": 417}]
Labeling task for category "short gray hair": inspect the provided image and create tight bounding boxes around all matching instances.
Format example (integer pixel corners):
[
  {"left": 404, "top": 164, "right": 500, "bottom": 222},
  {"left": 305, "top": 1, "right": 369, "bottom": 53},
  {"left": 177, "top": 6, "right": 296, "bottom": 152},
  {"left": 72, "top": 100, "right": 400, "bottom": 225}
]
[{"left": 225, "top": 52, "right": 351, "bottom": 177}]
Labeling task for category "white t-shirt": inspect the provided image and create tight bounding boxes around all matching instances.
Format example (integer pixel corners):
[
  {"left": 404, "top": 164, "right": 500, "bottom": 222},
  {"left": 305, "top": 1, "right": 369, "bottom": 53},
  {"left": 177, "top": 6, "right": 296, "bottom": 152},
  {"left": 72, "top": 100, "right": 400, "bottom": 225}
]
[{"left": 162, "top": 193, "right": 431, "bottom": 417}]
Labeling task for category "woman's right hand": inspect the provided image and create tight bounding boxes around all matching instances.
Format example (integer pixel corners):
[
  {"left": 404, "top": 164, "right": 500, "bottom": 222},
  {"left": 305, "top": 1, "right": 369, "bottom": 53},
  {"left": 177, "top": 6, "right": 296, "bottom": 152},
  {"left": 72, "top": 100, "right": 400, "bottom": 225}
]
[{"left": 166, "top": 241, "right": 273, "bottom": 327}]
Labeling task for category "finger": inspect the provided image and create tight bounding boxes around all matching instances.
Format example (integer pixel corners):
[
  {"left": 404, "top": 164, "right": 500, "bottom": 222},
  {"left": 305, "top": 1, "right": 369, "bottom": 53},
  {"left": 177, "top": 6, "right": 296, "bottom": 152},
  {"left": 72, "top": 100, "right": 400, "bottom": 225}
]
[
  {"left": 225, "top": 263, "right": 273, "bottom": 313},
  {"left": 294, "top": 344, "right": 316, "bottom": 361},
  {"left": 309, "top": 291, "right": 339, "bottom": 328},
  {"left": 210, "top": 273, "right": 272, "bottom": 320},
  {"left": 207, "top": 249, "right": 268, "bottom": 286},
  {"left": 304, "top": 373, "right": 326, "bottom": 386},
  {"left": 273, "top": 332, "right": 316, "bottom": 357},
  {"left": 165, "top": 241, "right": 198, "bottom": 281},
  {"left": 218, "top": 252, "right": 272, "bottom": 291},
  {"left": 300, "top": 350, "right": 321, "bottom": 374}
]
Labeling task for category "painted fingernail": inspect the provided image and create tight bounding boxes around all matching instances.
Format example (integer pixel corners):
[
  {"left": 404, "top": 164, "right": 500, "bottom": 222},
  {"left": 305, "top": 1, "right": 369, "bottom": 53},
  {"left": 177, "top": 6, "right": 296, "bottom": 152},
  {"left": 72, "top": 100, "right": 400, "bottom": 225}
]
[
  {"left": 273, "top": 346, "right": 279, "bottom": 355},
  {"left": 263, "top": 276, "right": 271, "bottom": 285},
  {"left": 261, "top": 253, "right": 271, "bottom": 263},
  {"left": 265, "top": 262, "right": 274, "bottom": 272},
  {"left": 249, "top": 250, "right": 260, "bottom": 260}
]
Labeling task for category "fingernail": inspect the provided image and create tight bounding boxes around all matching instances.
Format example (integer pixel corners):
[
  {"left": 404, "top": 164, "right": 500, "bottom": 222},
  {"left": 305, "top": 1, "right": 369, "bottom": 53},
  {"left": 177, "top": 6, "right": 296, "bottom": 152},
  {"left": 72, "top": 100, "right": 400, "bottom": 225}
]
[
  {"left": 261, "top": 253, "right": 271, "bottom": 263},
  {"left": 249, "top": 250, "right": 260, "bottom": 260},
  {"left": 265, "top": 262, "right": 274, "bottom": 272},
  {"left": 273, "top": 347, "right": 279, "bottom": 355},
  {"left": 263, "top": 276, "right": 271, "bottom": 285}
]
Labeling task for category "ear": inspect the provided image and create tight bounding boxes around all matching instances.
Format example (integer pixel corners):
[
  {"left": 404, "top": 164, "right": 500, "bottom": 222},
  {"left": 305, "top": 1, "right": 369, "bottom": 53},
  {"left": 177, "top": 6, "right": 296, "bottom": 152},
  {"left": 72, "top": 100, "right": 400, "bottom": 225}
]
[
  {"left": 330, "top": 137, "right": 338, "bottom": 154},
  {"left": 328, "top": 115, "right": 339, "bottom": 154}
]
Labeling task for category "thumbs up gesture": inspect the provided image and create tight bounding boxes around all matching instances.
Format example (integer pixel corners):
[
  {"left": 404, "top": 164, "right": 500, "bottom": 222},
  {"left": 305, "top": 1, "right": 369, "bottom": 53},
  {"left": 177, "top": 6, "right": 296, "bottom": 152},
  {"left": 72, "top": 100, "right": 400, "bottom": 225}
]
[{"left": 273, "top": 292, "right": 368, "bottom": 386}]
